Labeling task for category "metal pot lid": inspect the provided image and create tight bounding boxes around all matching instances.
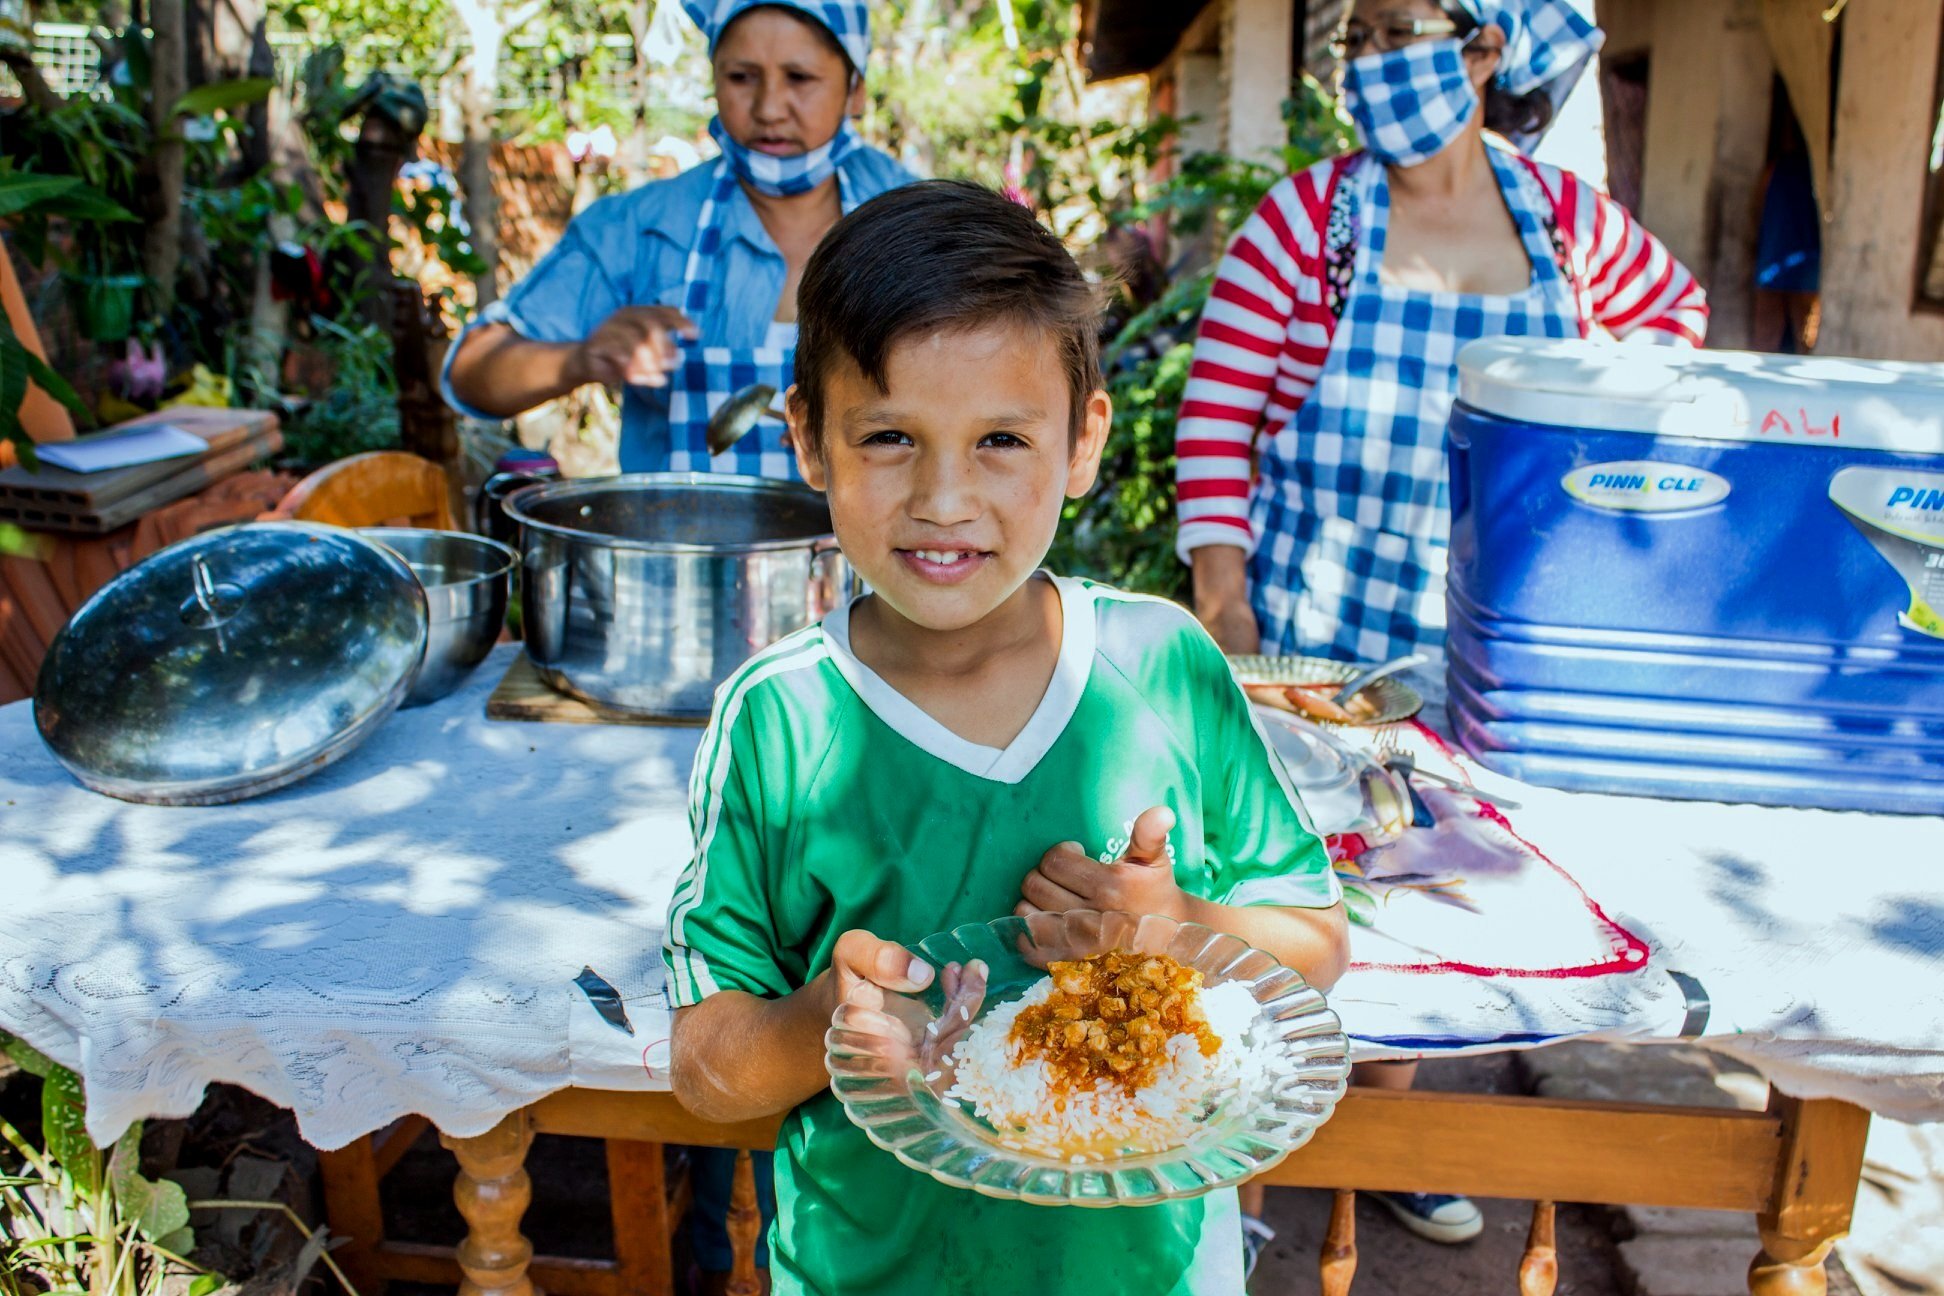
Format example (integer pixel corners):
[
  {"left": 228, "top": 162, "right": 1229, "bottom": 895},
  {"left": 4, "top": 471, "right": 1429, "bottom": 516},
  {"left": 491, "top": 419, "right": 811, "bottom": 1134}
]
[{"left": 33, "top": 522, "right": 429, "bottom": 805}]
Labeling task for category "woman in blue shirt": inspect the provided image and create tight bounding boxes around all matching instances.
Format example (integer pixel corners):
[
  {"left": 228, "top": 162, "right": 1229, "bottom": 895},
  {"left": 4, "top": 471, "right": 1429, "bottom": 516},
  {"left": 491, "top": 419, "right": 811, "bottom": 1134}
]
[{"left": 443, "top": 0, "right": 912, "bottom": 476}]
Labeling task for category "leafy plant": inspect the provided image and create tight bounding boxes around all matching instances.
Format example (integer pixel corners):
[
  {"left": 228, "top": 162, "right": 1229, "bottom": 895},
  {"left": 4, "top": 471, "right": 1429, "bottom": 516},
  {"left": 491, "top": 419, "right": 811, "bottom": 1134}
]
[
  {"left": 276, "top": 313, "right": 401, "bottom": 467},
  {"left": 0, "top": 309, "right": 88, "bottom": 471},
  {"left": 0, "top": 1035, "right": 217, "bottom": 1296},
  {"left": 0, "top": 168, "right": 125, "bottom": 465}
]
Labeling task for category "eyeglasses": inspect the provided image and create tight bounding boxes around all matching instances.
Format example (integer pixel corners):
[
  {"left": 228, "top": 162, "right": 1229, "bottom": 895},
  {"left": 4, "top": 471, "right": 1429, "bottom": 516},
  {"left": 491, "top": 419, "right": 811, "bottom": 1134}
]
[{"left": 1329, "top": 15, "right": 1460, "bottom": 60}]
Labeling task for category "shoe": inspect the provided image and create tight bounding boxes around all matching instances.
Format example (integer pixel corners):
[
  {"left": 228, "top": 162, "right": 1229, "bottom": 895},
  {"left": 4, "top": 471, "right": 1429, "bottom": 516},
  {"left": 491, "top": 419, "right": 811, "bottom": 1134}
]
[
  {"left": 1240, "top": 1212, "right": 1275, "bottom": 1279},
  {"left": 1369, "top": 1191, "right": 1484, "bottom": 1244}
]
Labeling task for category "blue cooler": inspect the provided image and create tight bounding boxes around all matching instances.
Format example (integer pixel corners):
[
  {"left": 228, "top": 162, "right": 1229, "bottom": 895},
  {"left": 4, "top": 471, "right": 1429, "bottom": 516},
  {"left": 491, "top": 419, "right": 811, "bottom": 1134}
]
[{"left": 1445, "top": 338, "right": 1944, "bottom": 815}]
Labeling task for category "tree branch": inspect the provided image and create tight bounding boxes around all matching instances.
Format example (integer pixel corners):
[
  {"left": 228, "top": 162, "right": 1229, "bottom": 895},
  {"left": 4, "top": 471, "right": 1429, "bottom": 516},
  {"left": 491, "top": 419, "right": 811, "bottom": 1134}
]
[{"left": 0, "top": 48, "right": 62, "bottom": 114}]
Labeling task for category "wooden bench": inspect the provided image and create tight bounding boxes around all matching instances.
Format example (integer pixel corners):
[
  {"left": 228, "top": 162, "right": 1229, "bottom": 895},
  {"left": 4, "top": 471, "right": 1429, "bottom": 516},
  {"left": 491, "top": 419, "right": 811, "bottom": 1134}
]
[{"left": 317, "top": 1084, "right": 1869, "bottom": 1296}]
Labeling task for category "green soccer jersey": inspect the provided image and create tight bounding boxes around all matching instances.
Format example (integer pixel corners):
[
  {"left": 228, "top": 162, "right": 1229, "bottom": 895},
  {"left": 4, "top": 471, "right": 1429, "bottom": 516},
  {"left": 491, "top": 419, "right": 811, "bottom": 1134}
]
[{"left": 663, "top": 576, "right": 1338, "bottom": 1296}]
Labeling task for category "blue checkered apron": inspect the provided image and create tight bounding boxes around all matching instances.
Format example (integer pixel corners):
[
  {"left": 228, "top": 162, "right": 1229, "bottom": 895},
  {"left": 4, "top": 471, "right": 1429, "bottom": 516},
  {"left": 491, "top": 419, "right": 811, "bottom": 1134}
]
[
  {"left": 1249, "top": 147, "right": 1580, "bottom": 663},
  {"left": 663, "top": 161, "right": 857, "bottom": 479}
]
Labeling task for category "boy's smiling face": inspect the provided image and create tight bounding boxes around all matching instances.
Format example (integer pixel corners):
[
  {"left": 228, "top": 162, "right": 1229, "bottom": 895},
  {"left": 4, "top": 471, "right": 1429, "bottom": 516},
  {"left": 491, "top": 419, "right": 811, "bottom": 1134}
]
[{"left": 790, "top": 320, "right": 1111, "bottom": 635}]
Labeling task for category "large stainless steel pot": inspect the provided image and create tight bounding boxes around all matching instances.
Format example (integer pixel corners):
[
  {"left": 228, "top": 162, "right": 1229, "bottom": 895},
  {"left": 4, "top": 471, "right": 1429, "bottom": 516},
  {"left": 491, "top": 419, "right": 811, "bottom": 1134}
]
[{"left": 503, "top": 473, "right": 851, "bottom": 719}]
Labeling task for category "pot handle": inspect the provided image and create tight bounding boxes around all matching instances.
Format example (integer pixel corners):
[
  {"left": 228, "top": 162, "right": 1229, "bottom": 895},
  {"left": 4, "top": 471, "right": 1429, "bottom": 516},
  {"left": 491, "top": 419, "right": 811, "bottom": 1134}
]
[
  {"left": 808, "top": 536, "right": 853, "bottom": 618},
  {"left": 477, "top": 470, "right": 549, "bottom": 534}
]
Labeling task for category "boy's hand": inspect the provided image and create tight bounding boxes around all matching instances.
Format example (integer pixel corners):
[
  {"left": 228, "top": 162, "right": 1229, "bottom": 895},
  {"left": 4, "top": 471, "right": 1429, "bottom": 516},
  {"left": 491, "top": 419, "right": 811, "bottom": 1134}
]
[
  {"left": 827, "top": 928, "right": 934, "bottom": 1014},
  {"left": 1016, "top": 805, "right": 1191, "bottom": 922}
]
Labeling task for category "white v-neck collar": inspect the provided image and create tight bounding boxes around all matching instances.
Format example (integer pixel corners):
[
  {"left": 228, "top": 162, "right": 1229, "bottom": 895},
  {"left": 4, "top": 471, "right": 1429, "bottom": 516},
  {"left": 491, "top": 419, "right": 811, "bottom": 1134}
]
[{"left": 820, "top": 575, "right": 1096, "bottom": 785}]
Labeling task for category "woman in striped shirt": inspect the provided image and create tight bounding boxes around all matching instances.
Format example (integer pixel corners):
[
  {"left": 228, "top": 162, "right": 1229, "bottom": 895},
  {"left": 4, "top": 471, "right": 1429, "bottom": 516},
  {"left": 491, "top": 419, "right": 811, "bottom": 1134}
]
[
  {"left": 1178, "top": 0, "right": 1706, "bottom": 670},
  {"left": 1178, "top": 0, "right": 1706, "bottom": 1257}
]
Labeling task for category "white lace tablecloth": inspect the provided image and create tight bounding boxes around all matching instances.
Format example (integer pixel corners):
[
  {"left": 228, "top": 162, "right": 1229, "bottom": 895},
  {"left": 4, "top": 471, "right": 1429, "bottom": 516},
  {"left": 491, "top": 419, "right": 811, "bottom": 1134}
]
[{"left": 2, "top": 645, "right": 1940, "bottom": 1151}]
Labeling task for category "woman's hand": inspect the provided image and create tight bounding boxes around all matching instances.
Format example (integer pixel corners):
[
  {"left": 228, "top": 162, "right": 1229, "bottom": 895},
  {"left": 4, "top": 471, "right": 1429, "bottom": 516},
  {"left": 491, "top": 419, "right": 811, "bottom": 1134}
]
[
  {"left": 569, "top": 306, "right": 700, "bottom": 388},
  {"left": 1017, "top": 806, "right": 1187, "bottom": 921},
  {"left": 1190, "top": 545, "right": 1260, "bottom": 655}
]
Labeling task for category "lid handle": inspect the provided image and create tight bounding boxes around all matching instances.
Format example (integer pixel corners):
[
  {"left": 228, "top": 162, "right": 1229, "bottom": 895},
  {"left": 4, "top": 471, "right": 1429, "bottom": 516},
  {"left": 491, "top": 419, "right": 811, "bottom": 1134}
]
[{"left": 181, "top": 555, "right": 247, "bottom": 630}]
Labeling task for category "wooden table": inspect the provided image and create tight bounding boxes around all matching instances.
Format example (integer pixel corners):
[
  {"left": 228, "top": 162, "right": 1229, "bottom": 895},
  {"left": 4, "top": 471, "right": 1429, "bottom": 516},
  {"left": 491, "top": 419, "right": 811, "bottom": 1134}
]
[{"left": 318, "top": 1082, "right": 1869, "bottom": 1296}]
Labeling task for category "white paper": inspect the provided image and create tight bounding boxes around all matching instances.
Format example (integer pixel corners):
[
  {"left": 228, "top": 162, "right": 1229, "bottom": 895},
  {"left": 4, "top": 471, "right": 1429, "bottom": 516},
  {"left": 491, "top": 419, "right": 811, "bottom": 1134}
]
[{"left": 36, "top": 424, "right": 206, "bottom": 474}]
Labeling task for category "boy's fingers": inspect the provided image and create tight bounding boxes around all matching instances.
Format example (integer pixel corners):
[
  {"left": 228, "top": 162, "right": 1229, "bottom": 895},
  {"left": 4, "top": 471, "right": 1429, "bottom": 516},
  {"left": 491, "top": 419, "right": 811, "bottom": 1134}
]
[
  {"left": 1013, "top": 899, "right": 1044, "bottom": 918},
  {"left": 1036, "top": 840, "right": 1088, "bottom": 871},
  {"left": 844, "top": 979, "right": 885, "bottom": 1012},
  {"left": 1020, "top": 867, "right": 1089, "bottom": 913},
  {"left": 1036, "top": 849, "right": 1108, "bottom": 896},
  {"left": 1118, "top": 805, "right": 1176, "bottom": 867},
  {"left": 837, "top": 930, "right": 933, "bottom": 992}
]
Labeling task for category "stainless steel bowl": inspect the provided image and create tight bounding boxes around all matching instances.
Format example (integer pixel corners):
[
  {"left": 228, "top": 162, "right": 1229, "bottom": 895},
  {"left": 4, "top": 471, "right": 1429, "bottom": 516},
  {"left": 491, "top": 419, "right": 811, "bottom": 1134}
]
[
  {"left": 361, "top": 528, "right": 516, "bottom": 707},
  {"left": 503, "top": 474, "right": 850, "bottom": 719}
]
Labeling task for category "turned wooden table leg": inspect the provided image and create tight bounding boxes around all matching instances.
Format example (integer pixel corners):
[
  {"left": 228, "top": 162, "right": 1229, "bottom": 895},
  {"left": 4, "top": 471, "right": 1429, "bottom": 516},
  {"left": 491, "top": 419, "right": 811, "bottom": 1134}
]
[
  {"left": 1320, "top": 1187, "right": 1357, "bottom": 1296},
  {"left": 1748, "top": 1093, "right": 1870, "bottom": 1296},
  {"left": 317, "top": 1137, "right": 386, "bottom": 1296},
  {"left": 726, "top": 1148, "right": 763, "bottom": 1296},
  {"left": 441, "top": 1111, "right": 541, "bottom": 1296},
  {"left": 1750, "top": 1238, "right": 1837, "bottom": 1296},
  {"left": 1519, "top": 1201, "right": 1558, "bottom": 1296}
]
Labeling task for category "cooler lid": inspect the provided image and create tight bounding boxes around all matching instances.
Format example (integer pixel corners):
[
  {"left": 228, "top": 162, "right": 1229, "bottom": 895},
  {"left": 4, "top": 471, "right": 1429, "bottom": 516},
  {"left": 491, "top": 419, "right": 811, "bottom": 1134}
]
[{"left": 1457, "top": 338, "right": 1944, "bottom": 454}]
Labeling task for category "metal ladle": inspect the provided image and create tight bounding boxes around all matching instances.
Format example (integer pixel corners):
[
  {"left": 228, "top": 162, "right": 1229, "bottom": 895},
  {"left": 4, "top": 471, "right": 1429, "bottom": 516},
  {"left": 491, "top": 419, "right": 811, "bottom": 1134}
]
[
  {"left": 705, "top": 383, "right": 789, "bottom": 457},
  {"left": 1331, "top": 651, "right": 1431, "bottom": 708}
]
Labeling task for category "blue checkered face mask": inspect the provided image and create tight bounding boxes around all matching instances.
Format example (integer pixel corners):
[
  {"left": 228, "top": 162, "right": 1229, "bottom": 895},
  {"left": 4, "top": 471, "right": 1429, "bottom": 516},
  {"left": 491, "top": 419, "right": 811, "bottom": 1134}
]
[
  {"left": 708, "top": 114, "right": 860, "bottom": 198},
  {"left": 1342, "top": 38, "right": 1480, "bottom": 167}
]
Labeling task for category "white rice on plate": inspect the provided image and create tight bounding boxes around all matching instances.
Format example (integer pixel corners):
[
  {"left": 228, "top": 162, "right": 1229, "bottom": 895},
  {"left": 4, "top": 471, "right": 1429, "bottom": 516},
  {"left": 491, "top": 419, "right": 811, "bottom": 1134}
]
[{"left": 944, "top": 974, "right": 1272, "bottom": 1161}]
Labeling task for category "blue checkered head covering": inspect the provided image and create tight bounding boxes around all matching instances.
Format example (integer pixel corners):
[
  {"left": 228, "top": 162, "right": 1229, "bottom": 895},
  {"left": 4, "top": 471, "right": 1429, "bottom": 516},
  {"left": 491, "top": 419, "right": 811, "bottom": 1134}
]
[
  {"left": 679, "top": 0, "right": 870, "bottom": 74},
  {"left": 1450, "top": 0, "right": 1604, "bottom": 146}
]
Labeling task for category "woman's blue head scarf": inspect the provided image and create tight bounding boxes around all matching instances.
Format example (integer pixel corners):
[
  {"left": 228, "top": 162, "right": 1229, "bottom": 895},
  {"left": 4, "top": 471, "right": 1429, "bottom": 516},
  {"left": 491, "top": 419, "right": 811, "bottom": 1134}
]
[
  {"left": 680, "top": 0, "right": 870, "bottom": 74},
  {"left": 1450, "top": 0, "right": 1604, "bottom": 146}
]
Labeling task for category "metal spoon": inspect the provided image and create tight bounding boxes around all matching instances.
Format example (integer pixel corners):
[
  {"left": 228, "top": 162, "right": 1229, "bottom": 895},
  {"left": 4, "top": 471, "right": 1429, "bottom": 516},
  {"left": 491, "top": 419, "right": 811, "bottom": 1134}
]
[
  {"left": 1331, "top": 652, "right": 1431, "bottom": 708},
  {"left": 706, "top": 382, "right": 788, "bottom": 457},
  {"left": 1384, "top": 749, "right": 1523, "bottom": 811}
]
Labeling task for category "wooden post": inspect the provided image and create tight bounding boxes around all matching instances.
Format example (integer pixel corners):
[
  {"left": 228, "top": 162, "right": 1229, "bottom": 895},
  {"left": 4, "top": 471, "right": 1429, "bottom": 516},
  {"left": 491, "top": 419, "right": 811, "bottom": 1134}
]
[
  {"left": 1319, "top": 1187, "right": 1356, "bottom": 1296},
  {"left": 441, "top": 1110, "right": 541, "bottom": 1296},
  {"left": 1747, "top": 1094, "right": 1871, "bottom": 1296},
  {"left": 725, "top": 1149, "right": 763, "bottom": 1296},
  {"left": 1519, "top": 1201, "right": 1558, "bottom": 1296}
]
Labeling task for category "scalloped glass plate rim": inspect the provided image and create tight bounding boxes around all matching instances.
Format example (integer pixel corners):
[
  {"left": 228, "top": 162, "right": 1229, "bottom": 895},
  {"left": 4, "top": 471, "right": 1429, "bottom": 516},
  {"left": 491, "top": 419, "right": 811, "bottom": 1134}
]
[
  {"left": 824, "top": 910, "right": 1352, "bottom": 1208},
  {"left": 1224, "top": 652, "right": 1424, "bottom": 726}
]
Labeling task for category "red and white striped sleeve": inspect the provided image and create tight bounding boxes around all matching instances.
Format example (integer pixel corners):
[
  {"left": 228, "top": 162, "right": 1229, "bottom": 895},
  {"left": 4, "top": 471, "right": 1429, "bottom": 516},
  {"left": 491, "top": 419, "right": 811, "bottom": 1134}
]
[
  {"left": 1174, "top": 161, "right": 1337, "bottom": 561},
  {"left": 1541, "top": 164, "right": 1708, "bottom": 347}
]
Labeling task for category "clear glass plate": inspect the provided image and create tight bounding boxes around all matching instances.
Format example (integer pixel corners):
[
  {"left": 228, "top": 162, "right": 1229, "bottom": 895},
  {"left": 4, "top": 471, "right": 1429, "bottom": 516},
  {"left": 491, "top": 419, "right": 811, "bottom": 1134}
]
[{"left": 824, "top": 910, "right": 1350, "bottom": 1208}]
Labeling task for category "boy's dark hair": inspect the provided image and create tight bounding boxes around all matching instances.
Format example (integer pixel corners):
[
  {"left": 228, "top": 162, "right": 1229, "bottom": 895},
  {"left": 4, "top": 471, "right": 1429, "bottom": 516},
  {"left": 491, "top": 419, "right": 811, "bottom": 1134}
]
[{"left": 792, "top": 180, "right": 1103, "bottom": 456}]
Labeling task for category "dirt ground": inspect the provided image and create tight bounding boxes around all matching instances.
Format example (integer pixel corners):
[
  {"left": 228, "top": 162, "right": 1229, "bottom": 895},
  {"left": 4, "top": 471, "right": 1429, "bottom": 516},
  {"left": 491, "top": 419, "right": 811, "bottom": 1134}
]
[{"left": 1248, "top": 1054, "right": 1626, "bottom": 1296}]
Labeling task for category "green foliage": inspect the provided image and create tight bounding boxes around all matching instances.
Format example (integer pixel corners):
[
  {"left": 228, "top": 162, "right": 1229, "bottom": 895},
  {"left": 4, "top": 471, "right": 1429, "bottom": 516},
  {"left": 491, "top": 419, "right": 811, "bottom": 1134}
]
[
  {"left": 0, "top": 170, "right": 109, "bottom": 465},
  {"left": 0, "top": 308, "right": 89, "bottom": 471},
  {"left": 0, "top": 1035, "right": 218, "bottom": 1296},
  {"left": 277, "top": 314, "right": 402, "bottom": 466},
  {"left": 394, "top": 172, "right": 489, "bottom": 281},
  {"left": 170, "top": 77, "right": 276, "bottom": 119}
]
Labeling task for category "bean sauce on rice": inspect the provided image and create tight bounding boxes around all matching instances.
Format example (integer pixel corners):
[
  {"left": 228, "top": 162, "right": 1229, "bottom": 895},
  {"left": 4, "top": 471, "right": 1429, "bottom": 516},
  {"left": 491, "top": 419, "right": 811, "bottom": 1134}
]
[{"left": 1009, "top": 952, "right": 1217, "bottom": 1096}]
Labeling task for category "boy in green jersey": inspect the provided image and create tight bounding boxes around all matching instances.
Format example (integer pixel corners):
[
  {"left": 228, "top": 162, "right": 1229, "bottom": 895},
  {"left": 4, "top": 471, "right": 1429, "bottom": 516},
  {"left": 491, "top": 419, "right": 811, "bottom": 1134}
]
[{"left": 664, "top": 180, "right": 1348, "bottom": 1296}]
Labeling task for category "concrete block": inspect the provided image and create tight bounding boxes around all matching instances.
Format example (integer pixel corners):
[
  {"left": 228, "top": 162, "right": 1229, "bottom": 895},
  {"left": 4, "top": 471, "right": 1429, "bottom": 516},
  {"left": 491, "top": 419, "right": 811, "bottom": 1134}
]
[
  {"left": 1514, "top": 1042, "right": 1766, "bottom": 1110},
  {"left": 1614, "top": 1204, "right": 1757, "bottom": 1240},
  {"left": 1616, "top": 1236, "right": 1761, "bottom": 1296},
  {"left": 1618, "top": 1236, "right": 1865, "bottom": 1296}
]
